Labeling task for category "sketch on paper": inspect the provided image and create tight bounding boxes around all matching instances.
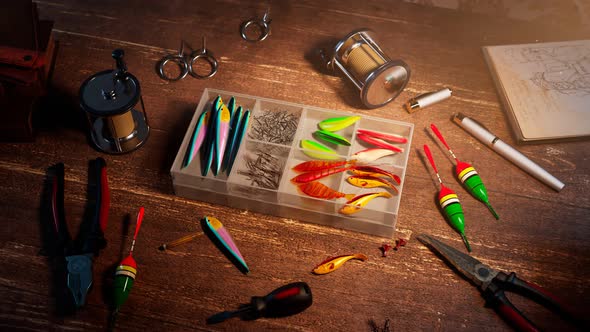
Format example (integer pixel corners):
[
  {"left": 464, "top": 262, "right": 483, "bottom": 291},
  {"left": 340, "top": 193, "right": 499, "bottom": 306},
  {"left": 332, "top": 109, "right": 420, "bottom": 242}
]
[{"left": 504, "top": 44, "right": 590, "bottom": 96}]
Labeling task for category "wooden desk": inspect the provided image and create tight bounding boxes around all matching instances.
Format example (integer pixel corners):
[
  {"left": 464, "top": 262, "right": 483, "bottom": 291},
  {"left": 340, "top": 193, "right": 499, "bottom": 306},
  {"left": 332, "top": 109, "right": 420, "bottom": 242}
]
[{"left": 2, "top": 1, "right": 589, "bottom": 330}]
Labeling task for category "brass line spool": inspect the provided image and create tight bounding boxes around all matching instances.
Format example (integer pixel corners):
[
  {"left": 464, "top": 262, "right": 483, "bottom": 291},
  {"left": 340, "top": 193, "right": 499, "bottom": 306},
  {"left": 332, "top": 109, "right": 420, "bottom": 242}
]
[
  {"left": 325, "top": 29, "right": 410, "bottom": 108},
  {"left": 80, "top": 49, "right": 150, "bottom": 154}
]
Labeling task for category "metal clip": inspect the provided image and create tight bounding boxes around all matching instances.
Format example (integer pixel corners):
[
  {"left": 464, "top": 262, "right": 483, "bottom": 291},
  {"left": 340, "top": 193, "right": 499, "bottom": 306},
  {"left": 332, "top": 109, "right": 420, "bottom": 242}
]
[{"left": 240, "top": 8, "right": 271, "bottom": 42}]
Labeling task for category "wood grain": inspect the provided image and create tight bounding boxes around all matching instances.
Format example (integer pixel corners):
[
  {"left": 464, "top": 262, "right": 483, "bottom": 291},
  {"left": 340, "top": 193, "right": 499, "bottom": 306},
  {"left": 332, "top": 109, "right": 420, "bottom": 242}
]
[{"left": 1, "top": 0, "right": 589, "bottom": 331}]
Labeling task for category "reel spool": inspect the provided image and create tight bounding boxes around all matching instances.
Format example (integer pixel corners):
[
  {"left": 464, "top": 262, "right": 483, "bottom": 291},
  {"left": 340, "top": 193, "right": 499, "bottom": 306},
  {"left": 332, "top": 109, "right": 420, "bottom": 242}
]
[
  {"left": 323, "top": 29, "right": 410, "bottom": 109},
  {"left": 80, "top": 49, "right": 150, "bottom": 154}
]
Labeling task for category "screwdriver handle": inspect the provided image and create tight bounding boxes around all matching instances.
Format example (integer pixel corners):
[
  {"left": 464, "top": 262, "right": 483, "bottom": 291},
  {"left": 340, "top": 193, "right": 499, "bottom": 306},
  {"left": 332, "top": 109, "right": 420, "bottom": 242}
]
[{"left": 250, "top": 282, "right": 313, "bottom": 319}]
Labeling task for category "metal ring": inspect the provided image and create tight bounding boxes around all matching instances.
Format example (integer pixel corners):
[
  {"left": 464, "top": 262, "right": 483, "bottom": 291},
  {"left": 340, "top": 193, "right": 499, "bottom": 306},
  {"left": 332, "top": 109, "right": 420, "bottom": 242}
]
[
  {"left": 188, "top": 52, "right": 218, "bottom": 79},
  {"left": 158, "top": 54, "right": 188, "bottom": 81},
  {"left": 240, "top": 19, "right": 270, "bottom": 42}
]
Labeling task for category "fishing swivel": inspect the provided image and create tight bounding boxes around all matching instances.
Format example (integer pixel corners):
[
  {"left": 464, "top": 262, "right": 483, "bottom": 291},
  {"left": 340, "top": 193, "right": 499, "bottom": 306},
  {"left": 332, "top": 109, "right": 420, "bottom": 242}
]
[
  {"left": 240, "top": 8, "right": 271, "bottom": 42},
  {"left": 157, "top": 37, "right": 218, "bottom": 81}
]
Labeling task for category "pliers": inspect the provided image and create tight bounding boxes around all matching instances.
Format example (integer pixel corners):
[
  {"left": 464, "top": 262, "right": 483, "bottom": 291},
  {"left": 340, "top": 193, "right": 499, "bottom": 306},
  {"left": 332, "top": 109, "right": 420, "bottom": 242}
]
[
  {"left": 418, "top": 234, "right": 583, "bottom": 331},
  {"left": 50, "top": 158, "right": 110, "bottom": 308}
]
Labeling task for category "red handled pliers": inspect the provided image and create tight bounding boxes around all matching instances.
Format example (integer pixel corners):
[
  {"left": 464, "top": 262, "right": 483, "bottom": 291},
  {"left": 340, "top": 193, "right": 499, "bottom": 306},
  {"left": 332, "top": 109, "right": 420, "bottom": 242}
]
[
  {"left": 418, "top": 234, "right": 584, "bottom": 331},
  {"left": 50, "top": 158, "right": 110, "bottom": 308}
]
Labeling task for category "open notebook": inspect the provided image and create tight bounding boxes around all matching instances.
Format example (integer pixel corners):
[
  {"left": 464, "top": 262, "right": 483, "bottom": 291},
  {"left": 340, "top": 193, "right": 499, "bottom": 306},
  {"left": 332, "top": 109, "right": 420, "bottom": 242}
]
[{"left": 483, "top": 40, "right": 590, "bottom": 143}]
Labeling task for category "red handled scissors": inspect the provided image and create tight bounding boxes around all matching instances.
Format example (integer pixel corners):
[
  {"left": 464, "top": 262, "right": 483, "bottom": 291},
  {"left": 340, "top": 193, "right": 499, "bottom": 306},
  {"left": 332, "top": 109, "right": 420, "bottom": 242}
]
[{"left": 418, "top": 234, "right": 584, "bottom": 331}]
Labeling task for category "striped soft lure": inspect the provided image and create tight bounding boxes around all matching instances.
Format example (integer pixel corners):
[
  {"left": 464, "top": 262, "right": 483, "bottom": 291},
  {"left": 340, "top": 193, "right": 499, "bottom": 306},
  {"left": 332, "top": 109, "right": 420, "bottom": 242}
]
[
  {"left": 346, "top": 175, "right": 399, "bottom": 194},
  {"left": 318, "top": 115, "right": 360, "bottom": 132},
  {"left": 213, "top": 96, "right": 231, "bottom": 176},
  {"left": 351, "top": 148, "right": 397, "bottom": 163},
  {"left": 292, "top": 159, "right": 353, "bottom": 172},
  {"left": 349, "top": 166, "right": 401, "bottom": 185},
  {"left": 202, "top": 216, "right": 249, "bottom": 274},
  {"left": 312, "top": 253, "right": 368, "bottom": 275},
  {"left": 298, "top": 181, "right": 354, "bottom": 200},
  {"left": 357, "top": 133, "right": 404, "bottom": 153},
  {"left": 226, "top": 109, "right": 250, "bottom": 175},
  {"left": 291, "top": 166, "right": 350, "bottom": 184},
  {"left": 300, "top": 140, "right": 339, "bottom": 160},
  {"left": 183, "top": 110, "right": 209, "bottom": 168},
  {"left": 339, "top": 192, "right": 392, "bottom": 215},
  {"left": 314, "top": 130, "right": 351, "bottom": 146},
  {"left": 223, "top": 106, "right": 243, "bottom": 172},
  {"left": 357, "top": 129, "right": 407, "bottom": 144}
]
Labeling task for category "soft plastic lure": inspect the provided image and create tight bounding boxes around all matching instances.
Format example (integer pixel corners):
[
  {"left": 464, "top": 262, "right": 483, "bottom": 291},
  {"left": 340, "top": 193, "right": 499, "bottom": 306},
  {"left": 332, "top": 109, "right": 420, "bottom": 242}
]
[
  {"left": 202, "top": 216, "right": 249, "bottom": 274},
  {"left": 356, "top": 129, "right": 406, "bottom": 153},
  {"left": 292, "top": 159, "right": 353, "bottom": 172},
  {"left": 431, "top": 124, "right": 499, "bottom": 220},
  {"left": 424, "top": 144, "right": 471, "bottom": 252},
  {"left": 351, "top": 148, "right": 396, "bottom": 163},
  {"left": 223, "top": 106, "right": 243, "bottom": 172},
  {"left": 357, "top": 129, "right": 407, "bottom": 144},
  {"left": 314, "top": 130, "right": 351, "bottom": 146},
  {"left": 312, "top": 253, "right": 368, "bottom": 275},
  {"left": 226, "top": 109, "right": 250, "bottom": 175},
  {"left": 346, "top": 175, "right": 399, "bottom": 194},
  {"left": 227, "top": 96, "right": 236, "bottom": 118},
  {"left": 213, "top": 96, "right": 231, "bottom": 176},
  {"left": 318, "top": 115, "right": 360, "bottom": 132},
  {"left": 183, "top": 110, "right": 209, "bottom": 168},
  {"left": 112, "top": 207, "right": 144, "bottom": 324},
  {"left": 298, "top": 181, "right": 355, "bottom": 200},
  {"left": 291, "top": 166, "right": 350, "bottom": 184},
  {"left": 339, "top": 192, "right": 392, "bottom": 215},
  {"left": 201, "top": 101, "right": 219, "bottom": 176},
  {"left": 300, "top": 139, "right": 339, "bottom": 160},
  {"left": 349, "top": 165, "right": 401, "bottom": 185}
]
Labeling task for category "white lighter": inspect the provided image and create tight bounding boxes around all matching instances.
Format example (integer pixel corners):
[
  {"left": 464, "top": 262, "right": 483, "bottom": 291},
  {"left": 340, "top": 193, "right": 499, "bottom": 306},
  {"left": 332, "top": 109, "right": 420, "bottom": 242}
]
[{"left": 404, "top": 88, "right": 452, "bottom": 113}]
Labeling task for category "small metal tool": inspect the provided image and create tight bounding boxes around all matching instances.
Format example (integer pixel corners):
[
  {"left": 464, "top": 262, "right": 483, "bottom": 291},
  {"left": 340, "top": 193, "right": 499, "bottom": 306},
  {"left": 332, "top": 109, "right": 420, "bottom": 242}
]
[{"left": 240, "top": 8, "right": 271, "bottom": 42}]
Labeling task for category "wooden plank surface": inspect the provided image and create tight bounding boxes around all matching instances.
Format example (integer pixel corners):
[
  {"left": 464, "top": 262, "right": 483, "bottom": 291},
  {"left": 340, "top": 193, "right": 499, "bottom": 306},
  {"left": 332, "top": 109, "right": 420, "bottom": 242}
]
[{"left": 1, "top": 0, "right": 589, "bottom": 331}]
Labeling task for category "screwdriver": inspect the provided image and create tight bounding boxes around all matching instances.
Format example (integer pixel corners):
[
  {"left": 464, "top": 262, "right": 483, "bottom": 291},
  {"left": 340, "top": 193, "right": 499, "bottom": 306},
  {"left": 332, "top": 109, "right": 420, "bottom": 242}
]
[{"left": 206, "top": 282, "right": 313, "bottom": 324}]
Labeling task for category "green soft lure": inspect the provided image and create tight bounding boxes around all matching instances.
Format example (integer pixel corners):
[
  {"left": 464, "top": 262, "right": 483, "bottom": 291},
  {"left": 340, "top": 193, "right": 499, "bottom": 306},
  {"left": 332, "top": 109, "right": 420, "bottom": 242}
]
[
  {"left": 314, "top": 130, "right": 351, "bottom": 146},
  {"left": 431, "top": 124, "right": 499, "bottom": 220},
  {"left": 424, "top": 144, "right": 471, "bottom": 252},
  {"left": 318, "top": 115, "right": 360, "bottom": 132},
  {"left": 300, "top": 139, "right": 339, "bottom": 160}
]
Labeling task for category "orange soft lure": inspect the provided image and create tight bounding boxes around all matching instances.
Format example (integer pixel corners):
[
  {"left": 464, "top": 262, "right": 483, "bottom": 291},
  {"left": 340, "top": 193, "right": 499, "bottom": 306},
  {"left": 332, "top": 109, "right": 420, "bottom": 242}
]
[
  {"left": 298, "top": 181, "right": 355, "bottom": 200},
  {"left": 312, "top": 253, "right": 368, "bottom": 275},
  {"left": 292, "top": 159, "right": 353, "bottom": 172},
  {"left": 291, "top": 166, "right": 350, "bottom": 184}
]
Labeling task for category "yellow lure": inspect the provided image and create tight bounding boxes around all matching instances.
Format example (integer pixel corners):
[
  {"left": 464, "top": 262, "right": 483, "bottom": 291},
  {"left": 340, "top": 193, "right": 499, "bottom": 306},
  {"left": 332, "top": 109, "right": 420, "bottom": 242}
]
[
  {"left": 312, "top": 253, "right": 368, "bottom": 275},
  {"left": 339, "top": 192, "right": 392, "bottom": 215}
]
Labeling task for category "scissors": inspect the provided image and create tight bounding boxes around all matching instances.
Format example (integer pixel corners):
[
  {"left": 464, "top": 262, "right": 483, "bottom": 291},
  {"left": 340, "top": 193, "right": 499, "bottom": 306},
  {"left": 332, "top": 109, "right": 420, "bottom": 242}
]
[
  {"left": 50, "top": 158, "right": 109, "bottom": 307},
  {"left": 417, "top": 234, "right": 584, "bottom": 331}
]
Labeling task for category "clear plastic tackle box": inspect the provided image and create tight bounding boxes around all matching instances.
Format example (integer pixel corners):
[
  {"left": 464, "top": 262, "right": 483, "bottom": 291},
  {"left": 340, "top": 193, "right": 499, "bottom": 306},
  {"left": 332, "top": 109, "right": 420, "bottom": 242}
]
[{"left": 170, "top": 89, "right": 414, "bottom": 238}]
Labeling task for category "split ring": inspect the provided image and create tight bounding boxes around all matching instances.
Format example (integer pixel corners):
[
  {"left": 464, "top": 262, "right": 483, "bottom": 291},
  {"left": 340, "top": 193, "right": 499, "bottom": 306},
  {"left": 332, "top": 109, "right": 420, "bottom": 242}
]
[
  {"left": 240, "top": 19, "right": 271, "bottom": 42},
  {"left": 188, "top": 52, "right": 218, "bottom": 79},
  {"left": 158, "top": 54, "right": 188, "bottom": 81}
]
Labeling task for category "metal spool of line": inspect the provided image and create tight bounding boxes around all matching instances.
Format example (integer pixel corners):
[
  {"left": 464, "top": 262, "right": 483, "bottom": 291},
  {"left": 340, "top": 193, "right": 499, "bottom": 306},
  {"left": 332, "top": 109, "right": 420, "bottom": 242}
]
[
  {"left": 80, "top": 49, "right": 150, "bottom": 154},
  {"left": 325, "top": 29, "right": 410, "bottom": 109}
]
